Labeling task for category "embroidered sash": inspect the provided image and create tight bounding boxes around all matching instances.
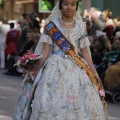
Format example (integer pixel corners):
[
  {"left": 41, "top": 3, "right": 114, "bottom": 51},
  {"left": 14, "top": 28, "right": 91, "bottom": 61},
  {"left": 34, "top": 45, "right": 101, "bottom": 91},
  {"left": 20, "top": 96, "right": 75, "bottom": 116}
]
[{"left": 45, "top": 21, "right": 107, "bottom": 108}]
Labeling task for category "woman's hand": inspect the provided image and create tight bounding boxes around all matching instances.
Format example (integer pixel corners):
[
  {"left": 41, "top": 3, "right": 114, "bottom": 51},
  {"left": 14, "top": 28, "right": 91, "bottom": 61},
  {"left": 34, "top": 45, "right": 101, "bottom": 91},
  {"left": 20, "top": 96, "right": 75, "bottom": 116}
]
[
  {"left": 99, "top": 89, "right": 105, "bottom": 100},
  {"left": 27, "top": 61, "right": 41, "bottom": 80},
  {"left": 94, "top": 73, "right": 105, "bottom": 100},
  {"left": 28, "top": 71, "right": 37, "bottom": 81},
  {"left": 81, "top": 47, "right": 105, "bottom": 99}
]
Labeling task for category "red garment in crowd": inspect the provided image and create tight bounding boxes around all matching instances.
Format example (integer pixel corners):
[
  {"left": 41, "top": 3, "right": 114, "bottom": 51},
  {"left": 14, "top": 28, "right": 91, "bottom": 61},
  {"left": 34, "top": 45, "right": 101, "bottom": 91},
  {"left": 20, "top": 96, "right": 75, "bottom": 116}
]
[
  {"left": 103, "top": 25, "right": 114, "bottom": 38},
  {"left": 5, "top": 29, "right": 19, "bottom": 56},
  {"left": 102, "top": 19, "right": 115, "bottom": 39}
]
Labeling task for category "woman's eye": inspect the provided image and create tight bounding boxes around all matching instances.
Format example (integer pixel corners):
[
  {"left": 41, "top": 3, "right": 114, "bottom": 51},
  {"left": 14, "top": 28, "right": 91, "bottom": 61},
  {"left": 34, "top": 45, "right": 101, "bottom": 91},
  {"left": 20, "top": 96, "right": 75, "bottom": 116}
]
[
  {"left": 64, "top": 4, "right": 68, "bottom": 5},
  {"left": 72, "top": 4, "right": 75, "bottom": 6},
  {"left": 63, "top": 3, "right": 68, "bottom": 5}
]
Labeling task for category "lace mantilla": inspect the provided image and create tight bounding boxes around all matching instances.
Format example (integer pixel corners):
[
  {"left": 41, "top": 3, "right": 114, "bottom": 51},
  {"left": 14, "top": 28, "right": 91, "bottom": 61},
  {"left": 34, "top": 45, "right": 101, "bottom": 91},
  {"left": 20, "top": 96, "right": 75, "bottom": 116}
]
[{"left": 34, "top": 1, "right": 90, "bottom": 55}]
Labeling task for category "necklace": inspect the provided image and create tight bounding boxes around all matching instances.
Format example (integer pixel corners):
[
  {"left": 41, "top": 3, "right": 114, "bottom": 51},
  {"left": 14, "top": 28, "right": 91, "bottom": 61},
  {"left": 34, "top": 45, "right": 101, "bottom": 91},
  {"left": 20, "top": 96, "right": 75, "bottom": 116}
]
[{"left": 60, "top": 18, "right": 74, "bottom": 25}]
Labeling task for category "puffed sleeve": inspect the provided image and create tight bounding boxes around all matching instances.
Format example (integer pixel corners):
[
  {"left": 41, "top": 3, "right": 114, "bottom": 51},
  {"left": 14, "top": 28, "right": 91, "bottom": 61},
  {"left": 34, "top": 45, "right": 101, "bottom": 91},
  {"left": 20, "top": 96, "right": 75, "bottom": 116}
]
[
  {"left": 79, "top": 23, "right": 91, "bottom": 49},
  {"left": 79, "top": 37, "right": 91, "bottom": 49},
  {"left": 34, "top": 32, "right": 53, "bottom": 55},
  {"left": 40, "top": 32, "right": 53, "bottom": 45}
]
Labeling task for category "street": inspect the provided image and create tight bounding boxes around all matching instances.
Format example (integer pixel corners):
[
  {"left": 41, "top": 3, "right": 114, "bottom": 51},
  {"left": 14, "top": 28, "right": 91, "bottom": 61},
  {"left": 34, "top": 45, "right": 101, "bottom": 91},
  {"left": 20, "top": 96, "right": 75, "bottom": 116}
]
[
  {"left": 0, "top": 69, "right": 120, "bottom": 120},
  {"left": 0, "top": 69, "right": 22, "bottom": 120}
]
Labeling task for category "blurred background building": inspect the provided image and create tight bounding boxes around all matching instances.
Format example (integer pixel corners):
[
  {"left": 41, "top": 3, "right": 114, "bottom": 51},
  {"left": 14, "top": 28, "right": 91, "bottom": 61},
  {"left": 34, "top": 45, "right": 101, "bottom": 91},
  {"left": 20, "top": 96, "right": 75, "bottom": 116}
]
[
  {"left": 0, "top": 0, "right": 119, "bottom": 21},
  {"left": 91, "top": 0, "right": 120, "bottom": 18}
]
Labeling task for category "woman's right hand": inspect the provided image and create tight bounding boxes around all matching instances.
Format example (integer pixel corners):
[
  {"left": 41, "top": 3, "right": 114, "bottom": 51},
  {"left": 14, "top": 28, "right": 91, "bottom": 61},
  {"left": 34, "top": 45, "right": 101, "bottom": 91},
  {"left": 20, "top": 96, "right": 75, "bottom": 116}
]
[{"left": 28, "top": 61, "right": 40, "bottom": 80}]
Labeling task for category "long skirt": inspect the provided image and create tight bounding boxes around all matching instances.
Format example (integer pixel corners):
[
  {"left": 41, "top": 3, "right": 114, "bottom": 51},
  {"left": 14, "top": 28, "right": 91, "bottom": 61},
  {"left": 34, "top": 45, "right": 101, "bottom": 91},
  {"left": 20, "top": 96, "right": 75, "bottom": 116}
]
[
  {"left": 13, "top": 67, "right": 43, "bottom": 120},
  {"left": 30, "top": 54, "right": 108, "bottom": 120}
]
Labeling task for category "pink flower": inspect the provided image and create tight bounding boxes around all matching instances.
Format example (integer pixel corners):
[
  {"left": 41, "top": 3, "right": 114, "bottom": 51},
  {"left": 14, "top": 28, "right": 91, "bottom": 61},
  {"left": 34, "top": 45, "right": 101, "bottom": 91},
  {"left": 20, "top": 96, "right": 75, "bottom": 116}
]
[
  {"left": 19, "top": 57, "right": 27, "bottom": 63},
  {"left": 15, "top": 50, "right": 41, "bottom": 70},
  {"left": 30, "top": 54, "right": 37, "bottom": 58}
]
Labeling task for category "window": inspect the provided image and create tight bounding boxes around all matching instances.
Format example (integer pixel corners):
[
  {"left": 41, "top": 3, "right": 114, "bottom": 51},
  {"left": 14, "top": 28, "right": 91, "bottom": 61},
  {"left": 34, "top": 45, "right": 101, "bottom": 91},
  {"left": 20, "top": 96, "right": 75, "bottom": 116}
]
[
  {"left": 39, "top": 0, "right": 54, "bottom": 13},
  {"left": 0, "top": 0, "right": 4, "bottom": 8}
]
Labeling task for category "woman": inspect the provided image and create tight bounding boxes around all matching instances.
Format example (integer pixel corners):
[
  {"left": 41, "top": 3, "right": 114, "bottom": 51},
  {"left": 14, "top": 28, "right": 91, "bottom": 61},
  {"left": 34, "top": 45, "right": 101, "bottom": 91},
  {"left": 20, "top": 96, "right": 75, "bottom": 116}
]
[
  {"left": 30, "top": 0, "right": 108, "bottom": 119},
  {"left": 101, "top": 10, "right": 115, "bottom": 42},
  {"left": 14, "top": 0, "right": 108, "bottom": 119}
]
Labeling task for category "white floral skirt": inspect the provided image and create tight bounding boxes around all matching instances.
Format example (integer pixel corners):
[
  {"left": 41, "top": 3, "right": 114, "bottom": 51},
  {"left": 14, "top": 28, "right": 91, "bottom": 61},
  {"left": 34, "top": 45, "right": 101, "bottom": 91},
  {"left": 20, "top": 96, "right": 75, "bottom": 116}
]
[
  {"left": 30, "top": 54, "right": 108, "bottom": 120},
  {"left": 13, "top": 79, "right": 33, "bottom": 120}
]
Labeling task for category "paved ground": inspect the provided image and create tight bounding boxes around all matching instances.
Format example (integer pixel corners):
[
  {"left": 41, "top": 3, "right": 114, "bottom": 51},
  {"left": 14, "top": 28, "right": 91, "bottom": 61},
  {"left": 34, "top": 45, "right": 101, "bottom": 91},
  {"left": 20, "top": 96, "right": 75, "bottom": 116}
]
[
  {"left": 0, "top": 69, "right": 120, "bottom": 120},
  {"left": 0, "top": 69, "right": 22, "bottom": 120}
]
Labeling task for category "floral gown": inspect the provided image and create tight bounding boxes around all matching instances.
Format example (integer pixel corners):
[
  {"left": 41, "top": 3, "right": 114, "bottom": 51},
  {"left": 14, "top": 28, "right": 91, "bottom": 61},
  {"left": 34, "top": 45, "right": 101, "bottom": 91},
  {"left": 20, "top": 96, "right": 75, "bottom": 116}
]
[{"left": 15, "top": 18, "right": 108, "bottom": 120}]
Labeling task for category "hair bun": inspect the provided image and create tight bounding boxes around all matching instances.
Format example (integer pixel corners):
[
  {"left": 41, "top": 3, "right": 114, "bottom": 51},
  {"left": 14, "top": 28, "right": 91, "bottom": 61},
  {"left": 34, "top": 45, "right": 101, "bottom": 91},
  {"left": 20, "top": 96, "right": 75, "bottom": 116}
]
[{"left": 107, "top": 9, "right": 112, "bottom": 17}]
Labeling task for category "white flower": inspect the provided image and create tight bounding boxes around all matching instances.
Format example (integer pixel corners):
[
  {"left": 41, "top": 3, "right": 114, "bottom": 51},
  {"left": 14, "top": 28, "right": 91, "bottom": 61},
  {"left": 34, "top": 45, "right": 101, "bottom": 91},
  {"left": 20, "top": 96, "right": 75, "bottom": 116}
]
[{"left": 25, "top": 59, "right": 29, "bottom": 63}]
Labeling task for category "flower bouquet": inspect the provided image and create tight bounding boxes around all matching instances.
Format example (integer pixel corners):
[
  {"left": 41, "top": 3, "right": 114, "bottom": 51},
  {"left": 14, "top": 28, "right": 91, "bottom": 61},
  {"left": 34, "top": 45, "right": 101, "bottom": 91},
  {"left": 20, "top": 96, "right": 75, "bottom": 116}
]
[{"left": 14, "top": 50, "right": 42, "bottom": 71}]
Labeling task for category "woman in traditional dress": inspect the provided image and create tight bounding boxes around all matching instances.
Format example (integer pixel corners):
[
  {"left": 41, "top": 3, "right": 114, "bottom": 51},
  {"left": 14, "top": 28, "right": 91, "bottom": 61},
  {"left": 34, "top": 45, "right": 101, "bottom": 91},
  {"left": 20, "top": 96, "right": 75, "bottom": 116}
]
[
  {"left": 29, "top": 0, "right": 109, "bottom": 119},
  {"left": 14, "top": 0, "right": 109, "bottom": 119}
]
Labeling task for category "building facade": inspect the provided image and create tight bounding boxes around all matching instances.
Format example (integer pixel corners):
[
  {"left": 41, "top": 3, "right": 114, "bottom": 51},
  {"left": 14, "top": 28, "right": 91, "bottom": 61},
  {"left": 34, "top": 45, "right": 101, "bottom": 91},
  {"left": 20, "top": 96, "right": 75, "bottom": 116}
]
[
  {"left": 0, "top": 0, "right": 119, "bottom": 21},
  {"left": 0, "top": 0, "right": 43, "bottom": 21}
]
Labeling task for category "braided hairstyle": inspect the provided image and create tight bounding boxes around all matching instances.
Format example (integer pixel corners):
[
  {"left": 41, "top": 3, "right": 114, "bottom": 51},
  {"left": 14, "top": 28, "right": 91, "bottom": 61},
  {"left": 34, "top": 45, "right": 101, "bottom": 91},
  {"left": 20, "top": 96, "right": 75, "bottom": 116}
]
[{"left": 59, "top": 0, "right": 79, "bottom": 10}]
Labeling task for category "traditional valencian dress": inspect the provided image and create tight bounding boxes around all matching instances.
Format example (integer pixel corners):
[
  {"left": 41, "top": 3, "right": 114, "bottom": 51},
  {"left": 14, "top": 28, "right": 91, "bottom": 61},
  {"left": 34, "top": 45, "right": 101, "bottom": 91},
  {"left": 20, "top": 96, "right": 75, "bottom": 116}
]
[{"left": 29, "top": 18, "right": 108, "bottom": 120}]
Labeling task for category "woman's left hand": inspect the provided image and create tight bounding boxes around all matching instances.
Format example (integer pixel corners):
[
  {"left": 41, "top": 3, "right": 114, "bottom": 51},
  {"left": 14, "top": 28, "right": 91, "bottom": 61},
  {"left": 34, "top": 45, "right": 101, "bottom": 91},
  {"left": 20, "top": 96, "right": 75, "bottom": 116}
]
[
  {"left": 94, "top": 73, "right": 105, "bottom": 99},
  {"left": 99, "top": 89, "right": 105, "bottom": 98}
]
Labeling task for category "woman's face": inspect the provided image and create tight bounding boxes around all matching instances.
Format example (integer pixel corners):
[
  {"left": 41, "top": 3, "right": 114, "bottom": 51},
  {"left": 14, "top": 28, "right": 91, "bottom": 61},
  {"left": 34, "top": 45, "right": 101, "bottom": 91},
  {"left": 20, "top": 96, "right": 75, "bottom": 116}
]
[
  {"left": 113, "top": 18, "right": 120, "bottom": 26},
  {"left": 61, "top": 0, "right": 77, "bottom": 18},
  {"left": 101, "top": 12, "right": 107, "bottom": 22}
]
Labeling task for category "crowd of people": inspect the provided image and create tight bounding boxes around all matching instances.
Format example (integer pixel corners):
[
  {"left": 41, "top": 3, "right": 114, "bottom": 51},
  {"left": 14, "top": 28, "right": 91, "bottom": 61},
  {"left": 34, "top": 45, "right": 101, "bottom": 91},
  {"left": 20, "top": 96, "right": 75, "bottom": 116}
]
[
  {"left": 0, "top": 13, "right": 45, "bottom": 76},
  {"left": 0, "top": 0, "right": 119, "bottom": 119},
  {"left": 0, "top": 5, "right": 119, "bottom": 92},
  {"left": 83, "top": 7, "right": 120, "bottom": 91}
]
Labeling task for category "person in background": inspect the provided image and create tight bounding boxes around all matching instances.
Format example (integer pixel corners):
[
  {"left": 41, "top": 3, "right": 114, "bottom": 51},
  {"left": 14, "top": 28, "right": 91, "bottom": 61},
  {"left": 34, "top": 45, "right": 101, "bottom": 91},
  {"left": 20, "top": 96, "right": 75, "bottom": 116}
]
[
  {"left": 113, "top": 16, "right": 120, "bottom": 37},
  {"left": 5, "top": 22, "right": 19, "bottom": 68},
  {"left": 89, "top": 7, "right": 102, "bottom": 20},
  {"left": 92, "top": 42, "right": 103, "bottom": 68},
  {"left": 104, "top": 55, "right": 120, "bottom": 91},
  {"left": 113, "top": 31, "right": 120, "bottom": 49},
  {"left": 102, "top": 42, "right": 120, "bottom": 66},
  {"left": 96, "top": 35, "right": 111, "bottom": 53},
  {"left": 3, "top": 31, "right": 35, "bottom": 76},
  {"left": 85, "top": 18, "right": 92, "bottom": 35},
  {"left": 89, "top": 12, "right": 105, "bottom": 37},
  {"left": 101, "top": 9, "right": 115, "bottom": 42},
  {"left": 30, "top": 13, "right": 40, "bottom": 33},
  {"left": 0, "top": 19, "right": 10, "bottom": 69},
  {"left": 17, "top": 19, "right": 29, "bottom": 51}
]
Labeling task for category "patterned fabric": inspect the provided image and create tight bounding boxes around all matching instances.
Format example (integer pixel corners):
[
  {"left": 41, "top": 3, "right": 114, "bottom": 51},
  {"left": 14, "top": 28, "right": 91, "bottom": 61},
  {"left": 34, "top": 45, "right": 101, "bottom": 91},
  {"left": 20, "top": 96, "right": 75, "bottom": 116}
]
[
  {"left": 29, "top": 19, "right": 108, "bottom": 120},
  {"left": 13, "top": 75, "right": 33, "bottom": 120},
  {"left": 13, "top": 67, "right": 44, "bottom": 120}
]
